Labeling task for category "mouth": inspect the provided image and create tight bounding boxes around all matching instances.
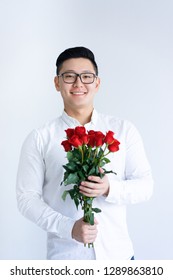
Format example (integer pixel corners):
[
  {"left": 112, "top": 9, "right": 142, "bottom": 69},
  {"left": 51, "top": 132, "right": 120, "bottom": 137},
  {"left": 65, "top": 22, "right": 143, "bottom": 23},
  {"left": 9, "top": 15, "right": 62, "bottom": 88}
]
[{"left": 70, "top": 92, "right": 87, "bottom": 96}]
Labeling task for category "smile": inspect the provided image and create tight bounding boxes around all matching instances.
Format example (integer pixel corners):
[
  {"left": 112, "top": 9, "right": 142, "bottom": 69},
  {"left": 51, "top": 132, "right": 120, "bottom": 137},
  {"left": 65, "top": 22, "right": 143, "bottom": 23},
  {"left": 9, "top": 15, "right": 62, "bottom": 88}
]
[{"left": 70, "top": 92, "right": 87, "bottom": 95}]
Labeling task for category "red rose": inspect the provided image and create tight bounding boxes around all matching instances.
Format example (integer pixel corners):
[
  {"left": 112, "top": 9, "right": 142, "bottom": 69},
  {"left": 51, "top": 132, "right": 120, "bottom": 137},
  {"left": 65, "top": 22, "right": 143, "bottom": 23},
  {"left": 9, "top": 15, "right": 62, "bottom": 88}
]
[
  {"left": 88, "top": 130, "right": 95, "bottom": 135},
  {"left": 95, "top": 131, "right": 105, "bottom": 147},
  {"left": 88, "top": 132, "right": 96, "bottom": 147},
  {"left": 75, "top": 126, "right": 86, "bottom": 137},
  {"left": 81, "top": 134, "right": 89, "bottom": 144},
  {"left": 108, "top": 139, "right": 120, "bottom": 152},
  {"left": 69, "top": 135, "right": 83, "bottom": 148},
  {"left": 104, "top": 131, "right": 115, "bottom": 145},
  {"left": 61, "top": 140, "right": 72, "bottom": 152},
  {"left": 65, "top": 128, "right": 75, "bottom": 138}
]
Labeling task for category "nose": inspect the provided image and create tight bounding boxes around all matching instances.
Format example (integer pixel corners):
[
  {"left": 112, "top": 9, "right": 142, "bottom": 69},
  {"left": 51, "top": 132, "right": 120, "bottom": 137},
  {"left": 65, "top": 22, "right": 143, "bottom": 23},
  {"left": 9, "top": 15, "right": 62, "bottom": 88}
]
[{"left": 73, "top": 75, "right": 84, "bottom": 87}]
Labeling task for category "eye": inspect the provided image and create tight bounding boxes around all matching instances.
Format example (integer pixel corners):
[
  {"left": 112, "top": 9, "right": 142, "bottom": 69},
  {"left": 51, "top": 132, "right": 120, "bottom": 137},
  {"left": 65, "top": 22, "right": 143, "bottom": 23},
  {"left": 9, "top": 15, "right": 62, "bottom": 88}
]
[
  {"left": 64, "top": 73, "right": 75, "bottom": 78},
  {"left": 82, "top": 74, "right": 93, "bottom": 79}
]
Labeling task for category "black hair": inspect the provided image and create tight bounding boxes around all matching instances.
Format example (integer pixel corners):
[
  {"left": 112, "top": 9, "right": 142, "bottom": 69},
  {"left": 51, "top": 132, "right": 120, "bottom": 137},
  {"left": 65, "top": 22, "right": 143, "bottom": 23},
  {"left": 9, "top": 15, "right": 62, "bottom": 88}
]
[{"left": 56, "top": 46, "right": 98, "bottom": 75}]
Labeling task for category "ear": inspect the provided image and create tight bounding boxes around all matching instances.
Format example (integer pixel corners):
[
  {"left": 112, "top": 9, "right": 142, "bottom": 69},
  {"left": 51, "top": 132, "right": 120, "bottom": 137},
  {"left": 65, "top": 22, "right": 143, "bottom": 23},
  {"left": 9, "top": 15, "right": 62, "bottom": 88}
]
[
  {"left": 54, "top": 76, "right": 60, "bottom": 91},
  {"left": 95, "top": 77, "right": 100, "bottom": 91}
]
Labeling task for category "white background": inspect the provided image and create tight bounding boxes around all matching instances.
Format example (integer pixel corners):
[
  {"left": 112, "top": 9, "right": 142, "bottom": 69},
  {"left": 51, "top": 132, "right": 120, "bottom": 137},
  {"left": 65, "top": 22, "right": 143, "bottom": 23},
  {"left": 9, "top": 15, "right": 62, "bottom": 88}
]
[{"left": 0, "top": 0, "right": 173, "bottom": 260}]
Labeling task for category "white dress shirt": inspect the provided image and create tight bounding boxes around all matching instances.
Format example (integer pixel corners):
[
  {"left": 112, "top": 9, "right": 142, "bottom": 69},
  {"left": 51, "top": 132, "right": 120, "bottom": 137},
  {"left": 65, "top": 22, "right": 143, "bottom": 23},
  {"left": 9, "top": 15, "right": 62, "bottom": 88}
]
[{"left": 16, "top": 109, "right": 153, "bottom": 260}]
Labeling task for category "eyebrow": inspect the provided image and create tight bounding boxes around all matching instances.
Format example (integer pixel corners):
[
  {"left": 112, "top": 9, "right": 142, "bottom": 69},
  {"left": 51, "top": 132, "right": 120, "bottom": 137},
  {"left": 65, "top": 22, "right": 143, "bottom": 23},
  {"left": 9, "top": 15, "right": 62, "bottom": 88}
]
[{"left": 62, "top": 70, "right": 94, "bottom": 73}]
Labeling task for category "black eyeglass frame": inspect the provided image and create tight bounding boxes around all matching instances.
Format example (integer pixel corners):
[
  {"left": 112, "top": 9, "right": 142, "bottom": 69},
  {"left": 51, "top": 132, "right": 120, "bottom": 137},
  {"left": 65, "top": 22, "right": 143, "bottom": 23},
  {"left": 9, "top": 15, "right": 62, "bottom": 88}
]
[{"left": 57, "top": 72, "right": 97, "bottom": 84}]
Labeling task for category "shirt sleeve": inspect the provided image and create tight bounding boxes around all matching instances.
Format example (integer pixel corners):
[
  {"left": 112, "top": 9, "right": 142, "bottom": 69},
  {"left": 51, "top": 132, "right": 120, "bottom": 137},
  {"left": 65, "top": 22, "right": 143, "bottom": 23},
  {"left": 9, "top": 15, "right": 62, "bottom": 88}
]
[
  {"left": 16, "top": 130, "right": 75, "bottom": 239},
  {"left": 106, "top": 121, "right": 154, "bottom": 205}
]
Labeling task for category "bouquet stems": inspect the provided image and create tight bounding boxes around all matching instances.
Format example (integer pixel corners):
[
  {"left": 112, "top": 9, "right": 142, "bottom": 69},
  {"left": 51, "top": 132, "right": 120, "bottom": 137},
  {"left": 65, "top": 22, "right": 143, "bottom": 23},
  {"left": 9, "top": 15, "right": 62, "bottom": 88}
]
[{"left": 83, "top": 196, "right": 94, "bottom": 248}]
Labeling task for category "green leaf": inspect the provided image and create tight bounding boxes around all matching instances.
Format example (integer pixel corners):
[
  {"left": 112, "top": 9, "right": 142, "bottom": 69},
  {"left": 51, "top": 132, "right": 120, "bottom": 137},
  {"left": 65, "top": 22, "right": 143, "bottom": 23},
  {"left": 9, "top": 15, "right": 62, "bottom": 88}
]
[
  {"left": 62, "top": 165, "right": 69, "bottom": 172},
  {"left": 99, "top": 158, "right": 110, "bottom": 168},
  {"left": 97, "top": 148, "right": 104, "bottom": 158},
  {"left": 92, "top": 207, "right": 102, "bottom": 213},
  {"left": 63, "top": 171, "right": 70, "bottom": 181},
  {"left": 73, "top": 149, "right": 82, "bottom": 160},
  {"left": 66, "top": 162, "right": 78, "bottom": 171},
  {"left": 88, "top": 166, "right": 96, "bottom": 176},
  {"left": 67, "top": 151, "right": 73, "bottom": 161},
  {"left": 82, "top": 164, "right": 89, "bottom": 173},
  {"left": 84, "top": 198, "right": 93, "bottom": 205},
  {"left": 78, "top": 170, "right": 86, "bottom": 181},
  {"left": 74, "top": 197, "right": 80, "bottom": 209},
  {"left": 64, "top": 172, "right": 79, "bottom": 185},
  {"left": 99, "top": 172, "right": 105, "bottom": 179},
  {"left": 99, "top": 161, "right": 105, "bottom": 168},
  {"left": 68, "top": 189, "right": 76, "bottom": 199},
  {"left": 61, "top": 190, "right": 69, "bottom": 201},
  {"left": 102, "top": 157, "right": 111, "bottom": 163},
  {"left": 95, "top": 165, "right": 100, "bottom": 176}
]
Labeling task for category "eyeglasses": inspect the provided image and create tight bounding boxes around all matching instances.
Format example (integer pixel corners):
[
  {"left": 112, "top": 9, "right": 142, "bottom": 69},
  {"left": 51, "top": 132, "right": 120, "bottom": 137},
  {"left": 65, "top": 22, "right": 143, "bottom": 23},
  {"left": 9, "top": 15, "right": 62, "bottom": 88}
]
[{"left": 57, "top": 72, "right": 97, "bottom": 84}]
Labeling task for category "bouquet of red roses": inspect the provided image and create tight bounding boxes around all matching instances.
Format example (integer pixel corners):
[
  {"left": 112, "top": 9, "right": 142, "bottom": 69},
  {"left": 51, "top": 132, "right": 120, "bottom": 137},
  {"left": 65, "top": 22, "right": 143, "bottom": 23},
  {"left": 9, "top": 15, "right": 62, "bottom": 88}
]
[{"left": 61, "top": 126, "right": 120, "bottom": 247}]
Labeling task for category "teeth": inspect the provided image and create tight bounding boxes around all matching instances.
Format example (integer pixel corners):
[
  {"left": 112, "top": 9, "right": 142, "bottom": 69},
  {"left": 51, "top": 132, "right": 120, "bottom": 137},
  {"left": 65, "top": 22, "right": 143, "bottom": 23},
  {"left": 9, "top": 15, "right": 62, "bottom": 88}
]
[{"left": 71, "top": 92, "right": 85, "bottom": 95}]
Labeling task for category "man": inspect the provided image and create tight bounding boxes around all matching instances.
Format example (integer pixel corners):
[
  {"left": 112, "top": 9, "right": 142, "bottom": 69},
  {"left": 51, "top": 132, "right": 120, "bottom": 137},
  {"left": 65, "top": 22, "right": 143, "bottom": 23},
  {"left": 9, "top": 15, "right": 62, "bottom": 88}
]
[{"left": 16, "top": 46, "right": 153, "bottom": 260}]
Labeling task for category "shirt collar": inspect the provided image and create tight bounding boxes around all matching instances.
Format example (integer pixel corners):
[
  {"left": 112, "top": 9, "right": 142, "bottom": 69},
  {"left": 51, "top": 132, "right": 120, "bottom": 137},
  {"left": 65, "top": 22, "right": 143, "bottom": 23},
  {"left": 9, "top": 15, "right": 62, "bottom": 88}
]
[{"left": 61, "top": 108, "right": 98, "bottom": 127}]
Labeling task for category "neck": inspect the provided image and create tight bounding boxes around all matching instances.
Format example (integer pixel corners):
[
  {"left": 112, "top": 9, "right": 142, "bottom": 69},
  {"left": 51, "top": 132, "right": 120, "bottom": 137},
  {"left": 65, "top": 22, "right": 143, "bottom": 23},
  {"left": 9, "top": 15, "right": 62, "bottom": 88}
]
[{"left": 64, "top": 107, "right": 94, "bottom": 125}]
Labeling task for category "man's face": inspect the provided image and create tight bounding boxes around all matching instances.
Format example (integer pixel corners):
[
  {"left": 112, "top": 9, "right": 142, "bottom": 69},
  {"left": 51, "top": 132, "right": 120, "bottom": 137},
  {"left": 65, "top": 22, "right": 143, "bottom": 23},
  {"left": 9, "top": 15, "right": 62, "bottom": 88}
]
[{"left": 54, "top": 58, "right": 100, "bottom": 112}]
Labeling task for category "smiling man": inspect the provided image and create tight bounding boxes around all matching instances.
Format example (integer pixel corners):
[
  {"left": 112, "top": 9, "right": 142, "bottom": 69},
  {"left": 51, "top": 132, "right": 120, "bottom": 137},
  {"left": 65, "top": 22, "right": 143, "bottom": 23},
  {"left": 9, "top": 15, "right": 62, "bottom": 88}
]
[{"left": 16, "top": 46, "right": 153, "bottom": 260}]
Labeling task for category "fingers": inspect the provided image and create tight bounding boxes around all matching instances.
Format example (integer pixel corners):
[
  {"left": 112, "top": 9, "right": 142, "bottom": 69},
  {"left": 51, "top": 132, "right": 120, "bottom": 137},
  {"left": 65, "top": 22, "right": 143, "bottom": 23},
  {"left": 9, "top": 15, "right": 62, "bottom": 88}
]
[
  {"left": 79, "top": 182, "right": 100, "bottom": 197},
  {"left": 79, "top": 174, "right": 109, "bottom": 197},
  {"left": 88, "top": 175, "right": 103, "bottom": 183},
  {"left": 72, "top": 218, "right": 98, "bottom": 244},
  {"left": 80, "top": 176, "right": 103, "bottom": 191}
]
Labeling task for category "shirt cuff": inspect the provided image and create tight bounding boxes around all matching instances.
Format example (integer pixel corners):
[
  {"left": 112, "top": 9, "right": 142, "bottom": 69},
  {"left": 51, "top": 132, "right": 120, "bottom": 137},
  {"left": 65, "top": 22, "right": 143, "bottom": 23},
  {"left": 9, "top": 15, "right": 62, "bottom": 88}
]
[
  {"left": 56, "top": 216, "right": 76, "bottom": 240},
  {"left": 105, "top": 179, "right": 122, "bottom": 204}
]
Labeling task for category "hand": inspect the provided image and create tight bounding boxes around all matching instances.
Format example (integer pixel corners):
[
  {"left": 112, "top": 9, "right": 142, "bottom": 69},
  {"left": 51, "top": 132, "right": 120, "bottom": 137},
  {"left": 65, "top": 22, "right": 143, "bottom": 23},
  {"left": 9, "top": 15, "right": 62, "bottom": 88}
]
[
  {"left": 79, "top": 168, "right": 110, "bottom": 197},
  {"left": 72, "top": 217, "right": 98, "bottom": 244}
]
